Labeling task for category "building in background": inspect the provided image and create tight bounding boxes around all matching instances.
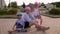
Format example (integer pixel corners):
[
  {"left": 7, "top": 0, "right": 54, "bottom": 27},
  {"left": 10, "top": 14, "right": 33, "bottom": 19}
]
[{"left": 0, "top": 0, "right": 6, "bottom": 8}]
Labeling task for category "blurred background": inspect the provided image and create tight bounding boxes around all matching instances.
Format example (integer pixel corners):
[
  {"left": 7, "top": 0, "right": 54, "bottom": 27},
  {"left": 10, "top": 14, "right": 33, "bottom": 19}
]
[
  {"left": 0, "top": 0, "right": 60, "bottom": 16},
  {"left": 0, "top": 0, "right": 60, "bottom": 34}
]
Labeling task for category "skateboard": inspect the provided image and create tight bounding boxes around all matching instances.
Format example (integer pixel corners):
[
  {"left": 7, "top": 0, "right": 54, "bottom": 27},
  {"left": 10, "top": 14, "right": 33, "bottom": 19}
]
[{"left": 8, "top": 28, "right": 30, "bottom": 34}]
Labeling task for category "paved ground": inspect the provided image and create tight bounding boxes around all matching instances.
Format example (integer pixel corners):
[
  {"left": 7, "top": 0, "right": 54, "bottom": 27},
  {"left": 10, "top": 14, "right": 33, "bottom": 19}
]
[{"left": 0, "top": 16, "right": 60, "bottom": 34}]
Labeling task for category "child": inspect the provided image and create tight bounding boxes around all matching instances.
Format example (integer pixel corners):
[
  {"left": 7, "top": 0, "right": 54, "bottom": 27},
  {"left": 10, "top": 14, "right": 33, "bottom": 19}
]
[
  {"left": 23, "top": 6, "right": 49, "bottom": 31},
  {"left": 12, "top": 12, "right": 25, "bottom": 31},
  {"left": 32, "top": 2, "right": 42, "bottom": 25}
]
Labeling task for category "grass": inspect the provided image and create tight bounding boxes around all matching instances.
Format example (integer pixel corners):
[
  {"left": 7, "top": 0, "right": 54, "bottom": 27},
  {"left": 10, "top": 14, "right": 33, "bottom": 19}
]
[
  {"left": 41, "top": 12, "right": 60, "bottom": 18},
  {"left": 0, "top": 14, "right": 16, "bottom": 16}
]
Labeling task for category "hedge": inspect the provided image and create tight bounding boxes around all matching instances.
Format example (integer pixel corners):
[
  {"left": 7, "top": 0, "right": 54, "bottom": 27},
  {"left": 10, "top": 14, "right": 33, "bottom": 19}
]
[
  {"left": 0, "top": 8, "right": 7, "bottom": 15},
  {"left": 49, "top": 8, "right": 60, "bottom": 15},
  {"left": 7, "top": 8, "right": 18, "bottom": 15},
  {"left": 0, "top": 8, "right": 18, "bottom": 15}
]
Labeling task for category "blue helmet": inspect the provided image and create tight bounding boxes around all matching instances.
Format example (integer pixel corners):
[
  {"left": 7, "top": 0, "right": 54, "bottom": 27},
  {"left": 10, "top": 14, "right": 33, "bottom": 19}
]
[{"left": 16, "top": 12, "right": 22, "bottom": 16}]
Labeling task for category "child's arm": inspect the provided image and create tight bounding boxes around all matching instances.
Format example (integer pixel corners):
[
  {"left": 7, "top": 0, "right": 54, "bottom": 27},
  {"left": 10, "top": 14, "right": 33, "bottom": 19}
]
[
  {"left": 40, "top": 16, "right": 43, "bottom": 25},
  {"left": 12, "top": 23, "right": 16, "bottom": 30},
  {"left": 22, "top": 20, "right": 25, "bottom": 29},
  {"left": 23, "top": 25, "right": 25, "bottom": 29},
  {"left": 39, "top": 9, "right": 43, "bottom": 25}
]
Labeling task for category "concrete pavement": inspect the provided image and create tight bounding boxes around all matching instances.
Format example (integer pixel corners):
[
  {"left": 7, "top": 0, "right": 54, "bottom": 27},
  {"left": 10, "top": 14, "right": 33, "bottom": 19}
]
[{"left": 0, "top": 16, "right": 60, "bottom": 34}]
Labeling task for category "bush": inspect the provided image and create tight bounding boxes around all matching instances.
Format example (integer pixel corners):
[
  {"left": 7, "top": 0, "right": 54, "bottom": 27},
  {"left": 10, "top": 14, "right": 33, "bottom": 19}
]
[
  {"left": 0, "top": 8, "right": 7, "bottom": 15},
  {"left": 7, "top": 8, "right": 18, "bottom": 15},
  {"left": 49, "top": 8, "right": 60, "bottom": 15},
  {"left": 0, "top": 8, "right": 18, "bottom": 15}
]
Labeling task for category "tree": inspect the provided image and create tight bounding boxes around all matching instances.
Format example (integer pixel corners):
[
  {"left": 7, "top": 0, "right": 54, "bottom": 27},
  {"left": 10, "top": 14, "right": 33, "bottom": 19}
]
[
  {"left": 28, "top": 3, "right": 34, "bottom": 9},
  {"left": 41, "top": 3, "right": 45, "bottom": 6},
  {"left": 22, "top": 2, "right": 26, "bottom": 8},
  {"left": 41, "top": 3, "right": 46, "bottom": 8},
  {"left": 51, "top": 2, "right": 60, "bottom": 7},
  {"left": 21, "top": 2, "right": 26, "bottom": 8},
  {"left": 8, "top": 1, "right": 17, "bottom": 8}
]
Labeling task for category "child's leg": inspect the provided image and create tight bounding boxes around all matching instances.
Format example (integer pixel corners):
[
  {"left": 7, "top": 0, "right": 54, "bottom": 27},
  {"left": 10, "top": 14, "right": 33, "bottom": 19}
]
[
  {"left": 9, "top": 28, "right": 17, "bottom": 32},
  {"left": 24, "top": 21, "right": 30, "bottom": 28},
  {"left": 35, "top": 19, "right": 39, "bottom": 23},
  {"left": 37, "top": 19, "right": 42, "bottom": 25},
  {"left": 12, "top": 27, "right": 17, "bottom": 31},
  {"left": 29, "top": 22, "right": 49, "bottom": 31},
  {"left": 35, "top": 25, "right": 49, "bottom": 31}
]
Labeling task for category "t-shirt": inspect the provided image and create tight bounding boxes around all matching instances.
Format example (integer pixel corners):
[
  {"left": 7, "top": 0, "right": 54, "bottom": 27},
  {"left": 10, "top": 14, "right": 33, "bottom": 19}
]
[
  {"left": 32, "top": 8, "right": 41, "bottom": 18},
  {"left": 16, "top": 18, "right": 25, "bottom": 25},
  {"left": 23, "top": 13, "right": 34, "bottom": 23},
  {"left": 32, "top": 8, "right": 40, "bottom": 16},
  {"left": 29, "top": 13, "right": 35, "bottom": 20}
]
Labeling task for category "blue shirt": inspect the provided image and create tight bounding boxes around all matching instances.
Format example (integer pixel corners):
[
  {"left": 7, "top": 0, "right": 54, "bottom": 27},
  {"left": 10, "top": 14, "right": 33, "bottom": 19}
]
[
  {"left": 23, "top": 13, "right": 34, "bottom": 23},
  {"left": 16, "top": 18, "right": 25, "bottom": 25}
]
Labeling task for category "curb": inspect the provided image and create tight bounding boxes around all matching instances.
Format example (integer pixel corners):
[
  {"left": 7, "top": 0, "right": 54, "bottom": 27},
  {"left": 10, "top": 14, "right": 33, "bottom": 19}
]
[
  {"left": 0, "top": 15, "right": 17, "bottom": 19},
  {"left": 41, "top": 14, "right": 60, "bottom": 18},
  {"left": 0, "top": 14, "right": 60, "bottom": 19}
]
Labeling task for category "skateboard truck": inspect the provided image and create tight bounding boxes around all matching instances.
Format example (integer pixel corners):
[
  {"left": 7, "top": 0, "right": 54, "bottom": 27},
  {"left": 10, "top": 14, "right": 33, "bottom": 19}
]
[{"left": 16, "top": 28, "right": 28, "bottom": 32}]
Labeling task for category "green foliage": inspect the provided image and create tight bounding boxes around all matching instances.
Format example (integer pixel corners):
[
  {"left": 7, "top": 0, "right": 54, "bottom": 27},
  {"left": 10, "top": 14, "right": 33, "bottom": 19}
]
[
  {"left": 51, "top": 2, "right": 60, "bottom": 7},
  {"left": 41, "top": 3, "right": 45, "bottom": 6},
  {"left": 39, "top": 3, "right": 46, "bottom": 8},
  {"left": 8, "top": 1, "right": 17, "bottom": 8},
  {"left": 7, "top": 8, "right": 18, "bottom": 15},
  {"left": 0, "top": 8, "right": 7, "bottom": 15},
  {"left": 0, "top": 8, "right": 18, "bottom": 15},
  {"left": 21, "top": 2, "right": 26, "bottom": 8},
  {"left": 8, "top": 3, "right": 10, "bottom": 7},
  {"left": 49, "top": 8, "right": 60, "bottom": 15}
]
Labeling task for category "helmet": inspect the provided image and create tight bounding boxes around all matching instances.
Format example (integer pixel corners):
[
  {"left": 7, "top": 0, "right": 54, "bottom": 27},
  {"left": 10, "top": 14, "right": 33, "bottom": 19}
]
[
  {"left": 34, "top": 2, "right": 39, "bottom": 6},
  {"left": 16, "top": 12, "right": 22, "bottom": 16},
  {"left": 25, "top": 6, "right": 31, "bottom": 11}
]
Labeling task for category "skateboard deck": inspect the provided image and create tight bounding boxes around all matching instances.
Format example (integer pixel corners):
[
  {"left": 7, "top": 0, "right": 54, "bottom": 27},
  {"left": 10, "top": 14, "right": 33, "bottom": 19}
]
[
  {"left": 8, "top": 30, "right": 46, "bottom": 34},
  {"left": 8, "top": 28, "right": 30, "bottom": 34}
]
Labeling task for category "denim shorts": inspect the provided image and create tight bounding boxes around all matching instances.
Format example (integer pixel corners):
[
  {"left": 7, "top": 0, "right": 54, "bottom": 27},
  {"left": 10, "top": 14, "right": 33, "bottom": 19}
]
[
  {"left": 34, "top": 15, "right": 41, "bottom": 19},
  {"left": 16, "top": 23, "right": 23, "bottom": 28},
  {"left": 16, "top": 21, "right": 30, "bottom": 29}
]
